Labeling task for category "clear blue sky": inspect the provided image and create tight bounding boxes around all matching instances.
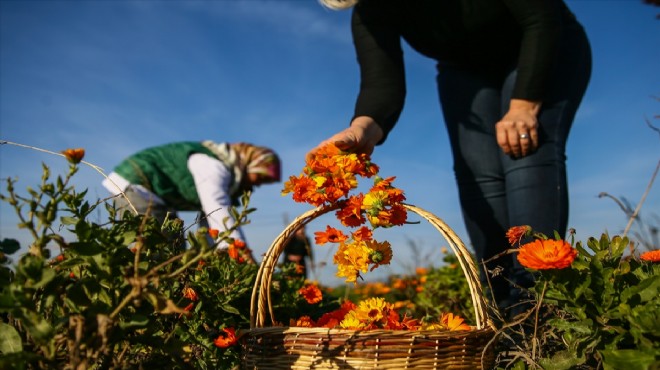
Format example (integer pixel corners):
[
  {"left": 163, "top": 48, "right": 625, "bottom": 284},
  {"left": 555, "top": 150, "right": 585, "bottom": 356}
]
[{"left": 1, "top": 0, "right": 658, "bottom": 284}]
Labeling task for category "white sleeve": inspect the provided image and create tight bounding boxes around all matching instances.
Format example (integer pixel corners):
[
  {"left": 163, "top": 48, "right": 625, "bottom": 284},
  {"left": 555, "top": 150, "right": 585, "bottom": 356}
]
[{"left": 187, "top": 153, "right": 246, "bottom": 249}]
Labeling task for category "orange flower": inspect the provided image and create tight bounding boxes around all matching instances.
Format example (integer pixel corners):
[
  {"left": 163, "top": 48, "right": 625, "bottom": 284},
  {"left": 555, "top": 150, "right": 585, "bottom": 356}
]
[
  {"left": 232, "top": 239, "right": 246, "bottom": 249},
  {"left": 517, "top": 239, "right": 577, "bottom": 270},
  {"left": 61, "top": 148, "right": 85, "bottom": 164},
  {"left": 290, "top": 316, "right": 315, "bottom": 327},
  {"left": 208, "top": 228, "right": 219, "bottom": 239},
  {"left": 314, "top": 226, "right": 348, "bottom": 245},
  {"left": 317, "top": 300, "right": 356, "bottom": 328},
  {"left": 56, "top": 254, "right": 65, "bottom": 262},
  {"left": 351, "top": 226, "right": 373, "bottom": 241},
  {"left": 183, "top": 287, "right": 198, "bottom": 301},
  {"left": 640, "top": 249, "right": 660, "bottom": 262},
  {"left": 506, "top": 225, "right": 532, "bottom": 246},
  {"left": 441, "top": 312, "right": 471, "bottom": 331},
  {"left": 179, "top": 302, "right": 194, "bottom": 318},
  {"left": 213, "top": 328, "right": 237, "bottom": 348},
  {"left": 298, "top": 284, "right": 323, "bottom": 304},
  {"left": 335, "top": 194, "right": 365, "bottom": 227},
  {"left": 227, "top": 247, "right": 239, "bottom": 260}
]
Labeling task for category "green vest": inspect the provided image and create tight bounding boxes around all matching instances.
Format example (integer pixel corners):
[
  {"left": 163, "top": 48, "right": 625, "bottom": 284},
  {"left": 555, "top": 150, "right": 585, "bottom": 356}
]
[{"left": 113, "top": 142, "right": 222, "bottom": 211}]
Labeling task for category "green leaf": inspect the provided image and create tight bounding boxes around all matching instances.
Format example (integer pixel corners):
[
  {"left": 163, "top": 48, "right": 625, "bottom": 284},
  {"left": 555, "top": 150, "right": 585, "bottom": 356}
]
[
  {"left": 609, "top": 236, "right": 627, "bottom": 259},
  {"left": 600, "top": 348, "right": 660, "bottom": 370},
  {"left": 0, "top": 239, "right": 20, "bottom": 255},
  {"left": 548, "top": 318, "right": 593, "bottom": 335},
  {"left": 69, "top": 242, "right": 104, "bottom": 256},
  {"left": 538, "top": 349, "right": 585, "bottom": 370},
  {"left": 621, "top": 275, "right": 660, "bottom": 303},
  {"left": 221, "top": 304, "right": 241, "bottom": 315},
  {"left": 60, "top": 216, "right": 78, "bottom": 225},
  {"left": 0, "top": 323, "right": 22, "bottom": 354},
  {"left": 119, "top": 314, "right": 150, "bottom": 330},
  {"left": 31, "top": 268, "right": 56, "bottom": 289}
]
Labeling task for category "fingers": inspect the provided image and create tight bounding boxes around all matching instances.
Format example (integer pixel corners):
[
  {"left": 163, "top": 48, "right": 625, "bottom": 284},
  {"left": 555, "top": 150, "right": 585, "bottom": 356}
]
[{"left": 496, "top": 120, "right": 539, "bottom": 158}]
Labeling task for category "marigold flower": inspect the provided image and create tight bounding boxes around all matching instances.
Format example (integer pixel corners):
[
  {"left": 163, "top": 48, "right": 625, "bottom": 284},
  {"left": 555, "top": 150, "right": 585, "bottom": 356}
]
[
  {"left": 335, "top": 194, "right": 365, "bottom": 227},
  {"left": 640, "top": 249, "right": 660, "bottom": 262},
  {"left": 366, "top": 240, "right": 392, "bottom": 269},
  {"left": 298, "top": 284, "right": 323, "bottom": 304},
  {"left": 506, "top": 225, "right": 532, "bottom": 246},
  {"left": 227, "top": 247, "right": 239, "bottom": 260},
  {"left": 182, "top": 287, "right": 198, "bottom": 301},
  {"left": 213, "top": 328, "right": 237, "bottom": 348},
  {"left": 290, "top": 316, "right": 315, "bottom": 327},
  {"left": 208, "top": 228, "right": 219, "bottom": 239},
  {"left": 314, "top": 226, "right": 348, "bottom": 245},
  {"left": 517, "top": 239, "right": 577, "bottom": 270},
  {"left": 441, "top": 312, "right": 471, "bottom": 331},
  {"left": 351, "top": 226, "right": 373, "bottom": 241},
  {"left": 232, "top": 239, "right": 246, "bottom": 249},
  {"left": 62, "top": 148, "right": 85, "bottom": 164}
]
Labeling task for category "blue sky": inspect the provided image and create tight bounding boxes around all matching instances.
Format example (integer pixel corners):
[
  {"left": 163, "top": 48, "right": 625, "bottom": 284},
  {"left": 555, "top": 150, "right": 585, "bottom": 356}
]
[{"left": 1, "top": 0, "right": 658, "bottom": 284}]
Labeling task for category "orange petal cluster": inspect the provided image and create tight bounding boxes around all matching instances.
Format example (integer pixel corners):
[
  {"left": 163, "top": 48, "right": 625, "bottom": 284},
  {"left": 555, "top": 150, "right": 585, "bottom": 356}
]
[
  {"left": 213, "top": 328, "right": 237, "bottom": 348},
  {"left": 506, "top": 225, "right": 532, "bottom": 246},
  {"left": 208, "top": 228, "right": 220, "bottom": 239},
  {"left": 289, "top": 298, "right": 470, "bottom": 332},
  {"left": 282, "top": 144, "right": 407, "bottom": 283},
  {"left": 640, "top": 249, "right": 660, "bottom": 263},
  {"left": 298, "top": 284, "right": 323, "bottom": 304},
  {"left": 62, "top": 148, "right": 85, "bottom": 164},
  {"left": 182, "top": 287, "right": 199, "bottom": 301},
  {"left": 227, "top": 239, "right": 248, "bottom": 263},
  {"left": 517, "top": 239, "right": 577, "bottom": 270}
]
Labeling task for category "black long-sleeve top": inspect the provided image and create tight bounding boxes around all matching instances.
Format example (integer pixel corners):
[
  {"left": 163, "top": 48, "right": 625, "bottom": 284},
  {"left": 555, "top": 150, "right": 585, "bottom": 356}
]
[{"left": 351, "top": 0, "right": 584, "bottom": 139}]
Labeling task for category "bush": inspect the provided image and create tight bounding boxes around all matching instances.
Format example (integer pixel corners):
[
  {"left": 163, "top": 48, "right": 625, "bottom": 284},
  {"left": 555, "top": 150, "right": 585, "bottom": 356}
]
[{"left": 0, "top": 158, "right": 324, "bottom": 369}]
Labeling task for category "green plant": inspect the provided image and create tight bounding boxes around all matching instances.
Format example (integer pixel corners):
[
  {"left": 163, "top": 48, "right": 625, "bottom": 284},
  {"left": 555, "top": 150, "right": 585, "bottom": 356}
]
[
  {"left": 0, "top": 148, "right": 321, "bottom": 369},
  {"left": 499, "top": 232, "right": 660, "bottom": 370}
]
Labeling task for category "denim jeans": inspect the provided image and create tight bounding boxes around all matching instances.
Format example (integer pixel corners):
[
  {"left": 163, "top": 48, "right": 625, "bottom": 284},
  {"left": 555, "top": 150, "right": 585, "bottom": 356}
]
[{"left": 436, "top": 26, "right": 592, "bottom": 315}]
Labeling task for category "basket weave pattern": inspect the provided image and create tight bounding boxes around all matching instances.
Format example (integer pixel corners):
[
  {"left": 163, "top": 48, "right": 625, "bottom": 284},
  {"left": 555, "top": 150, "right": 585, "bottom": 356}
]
[{"left": 241, "top": 203, "right": 497, "bottom": 369}]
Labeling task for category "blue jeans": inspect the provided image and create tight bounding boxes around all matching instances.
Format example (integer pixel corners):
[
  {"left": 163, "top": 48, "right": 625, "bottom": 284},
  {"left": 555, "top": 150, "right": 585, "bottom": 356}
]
[{"left": 436, "top": 26, "right": 591, "bottom": 314}]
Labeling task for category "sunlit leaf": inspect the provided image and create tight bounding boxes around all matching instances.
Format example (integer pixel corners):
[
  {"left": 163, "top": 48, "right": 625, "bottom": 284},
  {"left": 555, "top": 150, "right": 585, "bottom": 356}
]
[{"left": 0, "top": 323, "right": 22, "bottom": 354}]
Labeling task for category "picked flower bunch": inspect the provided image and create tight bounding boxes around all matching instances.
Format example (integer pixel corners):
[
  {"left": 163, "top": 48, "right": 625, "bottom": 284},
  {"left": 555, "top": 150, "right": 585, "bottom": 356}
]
[
  {"left": 282, "top": 143, "right": 407, "bottom": 283},
  {"left": 281, "top": 144, "right": 473, "bottom": 332},
  {"left": 290, "top": 296, "right": 470, "bottom": 332}
]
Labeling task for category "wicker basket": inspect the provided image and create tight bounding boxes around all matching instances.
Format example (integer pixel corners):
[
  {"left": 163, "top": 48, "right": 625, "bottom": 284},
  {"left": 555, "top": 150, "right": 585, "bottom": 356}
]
[{"left": 240, "top": 203, "right": 497, "bottom": 369}]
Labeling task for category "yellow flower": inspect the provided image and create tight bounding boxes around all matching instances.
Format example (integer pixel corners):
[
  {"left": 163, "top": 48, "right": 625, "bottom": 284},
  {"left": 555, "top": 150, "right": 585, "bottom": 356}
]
[{"left": 339, "top": 311, "right": 365, "bottom": 330}]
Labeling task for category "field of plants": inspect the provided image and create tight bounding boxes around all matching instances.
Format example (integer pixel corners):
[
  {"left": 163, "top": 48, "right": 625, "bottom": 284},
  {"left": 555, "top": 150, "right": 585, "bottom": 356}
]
[{"left": 1, "top": 143, "right": 658, "bottom": 369}]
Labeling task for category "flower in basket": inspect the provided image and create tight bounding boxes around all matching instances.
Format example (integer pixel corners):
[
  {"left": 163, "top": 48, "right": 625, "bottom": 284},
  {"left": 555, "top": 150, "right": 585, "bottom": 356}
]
[
  {"left": 290, "top": 296, "right": 471, "bottom": 332},
  {"left": 421, "top": 312, "right": 471, "bottom": 331},
  {"left": 282, "top": 143, "right": 407, "bottom": 283}
]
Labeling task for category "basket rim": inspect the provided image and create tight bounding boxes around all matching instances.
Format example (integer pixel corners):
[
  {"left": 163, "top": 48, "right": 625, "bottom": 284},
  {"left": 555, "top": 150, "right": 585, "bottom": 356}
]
[{"left": 250, "top": 203, "right": 495, "bottom": 331}]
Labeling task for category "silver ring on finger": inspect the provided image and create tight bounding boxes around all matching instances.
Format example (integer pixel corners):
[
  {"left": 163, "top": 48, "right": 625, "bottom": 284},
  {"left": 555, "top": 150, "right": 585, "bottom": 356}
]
[{"left": 519, "top": 133, "right": 529, "bottom": 140}]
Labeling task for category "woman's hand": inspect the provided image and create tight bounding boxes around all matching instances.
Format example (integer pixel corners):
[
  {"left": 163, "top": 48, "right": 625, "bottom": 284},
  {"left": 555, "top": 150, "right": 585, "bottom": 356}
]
[
  {"left": 307, "top": 116, "right": 384, "bottom": 159},
  {"left": 495, "top": 99, "right": 541, "bottom": 158}
]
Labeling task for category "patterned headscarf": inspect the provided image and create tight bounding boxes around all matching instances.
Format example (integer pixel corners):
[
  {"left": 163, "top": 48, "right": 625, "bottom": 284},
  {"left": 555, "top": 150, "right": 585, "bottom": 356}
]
[{"left": 202, "top": 141, "right": 281, "bottom": 197}]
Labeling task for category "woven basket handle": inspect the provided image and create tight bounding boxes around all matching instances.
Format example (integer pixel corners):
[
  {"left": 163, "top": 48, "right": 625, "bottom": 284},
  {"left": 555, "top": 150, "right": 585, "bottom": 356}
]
[{"left": 249, "top": 203, "right": 491, "bottom": 330}]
